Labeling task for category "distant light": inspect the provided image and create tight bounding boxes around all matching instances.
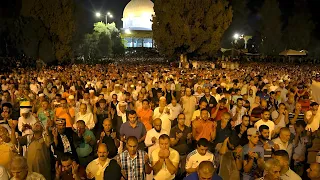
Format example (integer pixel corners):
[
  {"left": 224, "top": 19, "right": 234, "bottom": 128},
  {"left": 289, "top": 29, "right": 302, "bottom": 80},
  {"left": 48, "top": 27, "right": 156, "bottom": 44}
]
[
  {"left": 109, "top": 15, "right": 113, "bottom": 18},
  {"left": 107, "top": 12, "right": 111, "bottom": 15},
  {"left": 95, "top": 12, "right": 101, "bottom": 17},
  {"left": 234, "top": 33, "right": 239, "bottom": 39},
  {"left": 125, "top": 29, "right": 131, "bottom": 34}
]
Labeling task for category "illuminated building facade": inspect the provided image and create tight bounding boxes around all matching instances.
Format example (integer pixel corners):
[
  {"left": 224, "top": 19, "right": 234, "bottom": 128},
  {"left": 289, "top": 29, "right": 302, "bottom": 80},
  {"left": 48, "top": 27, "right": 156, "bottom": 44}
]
[{"left": 121, "top": 0, "right": 154, "bottom": 48}]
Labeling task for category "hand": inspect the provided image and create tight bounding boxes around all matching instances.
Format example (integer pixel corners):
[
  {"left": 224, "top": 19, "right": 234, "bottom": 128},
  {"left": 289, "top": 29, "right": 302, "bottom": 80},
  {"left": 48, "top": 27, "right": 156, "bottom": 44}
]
[
  {"left": 71, "top": 161, "right": 79, "bottom": 176},
  {"left": 209, "top": 104, "right": 213, "bottom": 107},
  {"left": 87, "top": 172, "right": 94, "bottom": 179},
  {"left": 111, "top": 132, "right": 117, "bottom": 139},
  {"left": 216, "top": 103, "right": 220, "bottom": 109},
  {"left": 84, "top": 135, "right": 92, "bottom": 143},
  {"left": 151, "top": 137, "right": 157, "bottom": 144},
  {"left": 176, "top": 132, "right": 183, "bottom": 139},
  {"left": 165, "top": 107, "right": 170, "bottom": 114},
  {"left": 46, "top": 119, "right": 54, "bottom": 129},
  {"left": 162, "top": 149, "right": 170, "bottom": 159},
  {"left": 8, "top": 120, "right": 18, "bottom": 130},
  {"left": 263, "top": 142, "right": 270, "bottom": 150},
  {"left": 55, "top": 161, "right": 62, "bottom": 178},
  {"left": 235, "top": 146, "right": 242, "bottom": 155},
  {"left": 22, "top": 124, "right": 32, "bottom": 131},
  {"left": 230, "top": 121, "right": 236, "bottom": 128},
  {"left": 100, "top": 132, "right": 106, "bottom": 139},
  {"left": 52, "top": 127, "right": 58, "bottom": 138},
  {"left": 248, "top": 151, "right": 258, "bottom": 159},
  {"left": 144, "top": 154, "right": 149, "bottom": 164},
  {"left": 212, "top": 121, "right": 217, "bottom": 129},
  {"left": 273, "top": 144, "right": 280, "bottom": 151},
  {"left": 110, "top": 108, "right": 115, "bottom": 115},
  {"left": 44, "top": 110, "right": 50, "bottom": 117},
  {"left": 187, "top": 133, "right": 192, "bottom": 140}
]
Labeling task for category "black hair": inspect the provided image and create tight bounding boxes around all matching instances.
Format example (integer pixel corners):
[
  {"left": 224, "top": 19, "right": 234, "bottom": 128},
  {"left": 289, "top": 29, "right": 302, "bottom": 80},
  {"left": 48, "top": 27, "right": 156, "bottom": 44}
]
[
  {"left": 197, "top": 138, "right": 209, "bottom": 147},
  {"left": 259, "top": 125, "right": 269, "bottom": 132},
  {"left": 128, "top": 110, "right": 136, "bottom": 116}
]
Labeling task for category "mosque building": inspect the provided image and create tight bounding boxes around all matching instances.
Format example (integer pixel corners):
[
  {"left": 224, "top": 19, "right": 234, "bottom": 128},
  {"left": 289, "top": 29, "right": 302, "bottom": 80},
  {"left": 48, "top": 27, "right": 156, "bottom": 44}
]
[{"left": 121, "top": 0, "right": 155, "bottom": 48}]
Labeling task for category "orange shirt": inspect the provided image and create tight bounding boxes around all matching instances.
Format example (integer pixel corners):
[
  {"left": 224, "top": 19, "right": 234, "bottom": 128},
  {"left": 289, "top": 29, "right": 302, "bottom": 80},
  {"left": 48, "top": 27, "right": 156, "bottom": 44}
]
[
  {"left": 137, "top": 108, "right": 153, "bottom": 131},
  {"left": 193, "top": 119, "right": 214, "bottom": 141},
  {"left": 211, "top": 107, "right": 228, "bottom": 121},
  {"left": 55, "top": 107, "right": 75, "bottom": 128}
]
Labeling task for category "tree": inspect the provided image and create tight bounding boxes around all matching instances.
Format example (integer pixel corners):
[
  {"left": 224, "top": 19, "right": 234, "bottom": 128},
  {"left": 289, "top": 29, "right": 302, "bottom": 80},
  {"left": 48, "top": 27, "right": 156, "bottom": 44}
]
[
  {"left": 259, "top": 0, "right": 283, "bottom": 55},
  {"left": 221, "top": 0, "right": 250, "bottom": 48},
  {"left": 78, "top": 22, "right": 125, "bottom": 61},
  {"left": 21, "top": 0, "right": 76, "bottom": 62},
  {"left": 283, "top": 0, "right": 314, "bottom": 50},
  {"left": 152, "top": 0, "right": 233, "bottom": 59}
]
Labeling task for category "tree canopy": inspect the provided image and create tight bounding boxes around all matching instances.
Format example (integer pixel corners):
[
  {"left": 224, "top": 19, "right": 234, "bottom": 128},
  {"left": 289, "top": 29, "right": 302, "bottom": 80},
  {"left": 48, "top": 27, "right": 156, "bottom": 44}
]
[{"left": 152, "top": 0, "right": 232, "bottom": 59}]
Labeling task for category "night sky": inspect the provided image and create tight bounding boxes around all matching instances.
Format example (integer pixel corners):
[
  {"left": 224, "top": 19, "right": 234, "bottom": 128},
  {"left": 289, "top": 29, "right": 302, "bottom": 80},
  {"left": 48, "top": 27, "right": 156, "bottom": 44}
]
[{"left": 1, "top": 0, "right": 320, "bottom": 37}]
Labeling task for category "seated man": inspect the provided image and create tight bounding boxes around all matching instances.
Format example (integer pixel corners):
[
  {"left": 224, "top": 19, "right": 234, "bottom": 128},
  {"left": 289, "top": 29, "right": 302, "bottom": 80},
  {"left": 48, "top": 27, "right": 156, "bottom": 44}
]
[{"left": 184, "top": 161, "right": 222, "bottom": 180}]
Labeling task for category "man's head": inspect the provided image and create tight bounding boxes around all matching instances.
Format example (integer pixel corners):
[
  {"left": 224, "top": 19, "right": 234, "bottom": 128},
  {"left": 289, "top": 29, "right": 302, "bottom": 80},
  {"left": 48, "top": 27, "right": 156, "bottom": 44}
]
[
  {"left": 153, "top": 118, "right": 162, "bottom": 133},
  {"left": 97, "top": 143, "right": 109, "bottom": 161},
  {"left": 200, "top": 109, "right": 209, "bottom": 121},
  {"left": 204, "top": 88, "right": 210, "bottom": 97},
  {"left": 126, "top": 136, "right": 138, "bottom": 156},
  {"left": 60, "top": 98, "right": 68, "bottom": 109},
  {"left": 41, "top": 100, "right": 49, "bottom": 110},
  {"left": 261, "top": 110, "right": 270, "bottom": 121},
  {"left": 102, "top": 118, "right": 112, "bottom": 132},
  {"left": 197, "top": 161, "right": 215, "bottom": 180},
  {"left": 186, "top": 88, "right": 192, "bottom": 96},
  {"left": 98, "top": 99, "right": 107, "bottom": 109},
  {"left": 236, "top": 98, "right": 243, "bottom": 108},
  {"left": 279, "top": 127, "right": 291, "bottom": 143},
  {"left": 264, "top": 158, "right": 281, "bottom": 180},
  {"left": 197, "top": 138, "right": 210, "bottom": 156},
  {"left": 242, "top": 115, "right": 250, "bottom": 127},
  {"left": 177, "top": 113, "right": 185, "bottom": 126},
  {"left": 112, "top": 94, "right": 117, "bottom": 102},
  {"left": 294, "top": 120, "right": 306, "bottom": 134},
  {"left": 20, "top": 108, "right": 30, "bottom": 119},
  {"left": 221, "top": 112, "right": 231, "bottom": 123},
  {"left": 128, "top": 110, "right": 137, "bottom": 124},
  {"left": 159, "top": 97, "right": 167, "bottom": 107},
  {"left": 307, "top": 163, "right": 320, "bottom": 180},
  {"left": 10, "top": 156, "right": 29, "bottom": 180},
  {"left": 199, "top": 101, "right": 208, "bottom": 110},
  {"left": 218, "top": 99, "right": 227, "bottom": 109},
  {"left": 118, "top": 101, "right": 127, "bottom": 113},
  {"left": 56, "top": 118, "right": 66, "bottom": 134},
  {"left": 259, "top": 125, "right": 270, "bottom": 141},
  {"left": 273, "top": 150, "right": 290, "bottom": 170},
  {"left": 80, "top": 103, "right": 87, "bottom": 114},
  {"left": 32, "top": 121, "right": 44, "bottom": 133},
  {"left": 60, "top": 153, "right": 74, "bottom": 173},
  {"left": 247, "top": 128, "right": 260, "bottom": 145},
  {"left": 76, "top": 120, "right": 86, "bottom": 135},
  {"left": 311, "top": 102, "right": 319, "bottom": 111},
  {"left": 142, "top": 99, "right": 149, "bottom": 109},
  {"left": 159, "top": 134, "right": 170, "bottom": 150}
]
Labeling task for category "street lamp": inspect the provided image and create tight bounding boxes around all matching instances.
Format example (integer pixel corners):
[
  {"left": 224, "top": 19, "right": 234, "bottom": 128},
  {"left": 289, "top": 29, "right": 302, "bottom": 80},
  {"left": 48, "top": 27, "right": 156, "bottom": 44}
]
[
  {"left": 95, "top": 11, "right": 113, "bottom": 24},
  {"left": 233, "top": 33, "right": 240, "bottom": 39}
]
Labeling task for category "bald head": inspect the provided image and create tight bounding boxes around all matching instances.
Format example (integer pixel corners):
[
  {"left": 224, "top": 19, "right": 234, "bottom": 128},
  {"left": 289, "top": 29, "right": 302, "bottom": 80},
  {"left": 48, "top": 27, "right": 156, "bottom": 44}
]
[
  {"left": 97, "top": 143, "right": 109, "bottom": 161},
  {"left": 197, "top": 161, "right": 215, "bottom": 180},
  {"left": 153, "top": 118, "right": 162, "bottom": 132},
  {"left": 308, "top": 163, "right": 320, "bottom": 179}
]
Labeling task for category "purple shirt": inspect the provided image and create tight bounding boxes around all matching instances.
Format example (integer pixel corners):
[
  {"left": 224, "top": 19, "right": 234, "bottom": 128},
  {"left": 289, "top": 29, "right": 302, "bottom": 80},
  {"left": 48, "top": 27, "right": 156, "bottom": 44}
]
[{"left": 120, "top": 121, "right": 146, "bottom": 140}]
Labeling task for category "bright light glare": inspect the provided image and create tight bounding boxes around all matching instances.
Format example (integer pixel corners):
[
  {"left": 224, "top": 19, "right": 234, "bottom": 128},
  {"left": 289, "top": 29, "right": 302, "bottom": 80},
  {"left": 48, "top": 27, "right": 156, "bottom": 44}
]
[
  {"left": 107, "top": 12, "right": 111, "bottom": 15},
  {"left": 234, "top": 33, "right": 239, "bottom": 39},
  {"left": 109, "top": 15, "right": 113, "bottom": 18},
  {"left": 95, "top": 12, "right": 101, "bottom": 17},
  {"left": 125, "top": 29, "right": 131, "bottom": 34}
]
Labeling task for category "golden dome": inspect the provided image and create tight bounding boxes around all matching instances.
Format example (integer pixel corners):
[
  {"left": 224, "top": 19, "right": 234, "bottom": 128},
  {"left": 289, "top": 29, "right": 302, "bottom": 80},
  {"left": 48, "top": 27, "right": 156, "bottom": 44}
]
[{"left": 123, "top": 0, "right": 154, "bottom": 19}]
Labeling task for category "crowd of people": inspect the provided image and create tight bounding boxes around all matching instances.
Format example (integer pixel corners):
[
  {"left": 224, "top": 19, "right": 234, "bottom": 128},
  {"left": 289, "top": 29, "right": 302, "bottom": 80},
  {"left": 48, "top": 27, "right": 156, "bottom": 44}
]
[{"left": 0, "top": 61, "right": 320, "bottom": 180}]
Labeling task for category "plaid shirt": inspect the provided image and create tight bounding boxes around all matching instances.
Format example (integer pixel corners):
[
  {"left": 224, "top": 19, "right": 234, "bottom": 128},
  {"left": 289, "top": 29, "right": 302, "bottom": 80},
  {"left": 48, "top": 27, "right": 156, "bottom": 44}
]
[{"left": 117, "top": 150, "right": 147, "bottom": 180}]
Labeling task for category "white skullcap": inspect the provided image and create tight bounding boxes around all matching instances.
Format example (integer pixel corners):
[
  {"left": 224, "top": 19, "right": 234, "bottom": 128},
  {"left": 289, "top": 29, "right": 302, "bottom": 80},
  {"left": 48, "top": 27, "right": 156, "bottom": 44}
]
[
  {"left": 119, "top": 101, "right": 127, "bottom": 106},
  {"left": 39, "top": 93, "right": 44, "bottom": 97},
  {"left": 20, "top": 108, "right": 30, "bottom": 114},
  {"left": 115, "top": 84, "right": 120, "bottom": 87},
  {"left": 68, "top": 95, "right": 75, "bottom": 100},
  {"left": 130, "top": 85, "right": 135, "bottom": 88},
  {"left": 89, "top": 90, "right": 94, "bottom": 93}
]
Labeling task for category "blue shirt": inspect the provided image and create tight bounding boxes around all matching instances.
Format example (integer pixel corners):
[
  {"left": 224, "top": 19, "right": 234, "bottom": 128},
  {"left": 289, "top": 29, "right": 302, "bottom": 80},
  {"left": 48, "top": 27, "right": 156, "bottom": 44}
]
[{"left": 183, "top": 172, "right": 222, "bottom": 180}]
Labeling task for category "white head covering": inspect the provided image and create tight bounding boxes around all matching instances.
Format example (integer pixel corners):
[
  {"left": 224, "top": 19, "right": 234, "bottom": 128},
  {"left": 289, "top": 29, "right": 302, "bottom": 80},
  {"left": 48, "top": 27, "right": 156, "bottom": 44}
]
[{"left": 20, "top": 108, "right": 30, "bottom": 114}]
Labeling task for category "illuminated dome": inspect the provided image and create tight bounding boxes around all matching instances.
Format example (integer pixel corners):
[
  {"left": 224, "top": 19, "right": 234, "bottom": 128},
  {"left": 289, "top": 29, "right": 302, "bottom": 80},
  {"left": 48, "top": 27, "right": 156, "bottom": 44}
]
[{"left": 122, "top": 0, "right": 154, "bottom": 30}]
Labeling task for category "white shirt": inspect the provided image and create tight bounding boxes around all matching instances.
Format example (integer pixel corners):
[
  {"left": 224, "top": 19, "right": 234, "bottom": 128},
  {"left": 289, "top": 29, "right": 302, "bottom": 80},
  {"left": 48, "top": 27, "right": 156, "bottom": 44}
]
[
  {"left": 280, "top": 168, "right": 302, "bottom": 180},
  {"left": 18, "top": 115, "right": 37, "bottom": 136},
  {"left": 186, "top": 150, "right": 214, "bottom": 170},
  {"left": 153, "top": 107, "right": 173, "bottom": 134},
  {"left": 167, "top": 103, "right": 182, "bottom": 120},
  {"left": 305, "top": 108, "right": 320, "bottom": 132},
  {"left": 74, "top": 112, "right": 95, "bottom": 130},
  {"left": 231, "top": 106, "right": 247, "bottom": 126},
  {"left": 254, "top": 120, "right": 275, "bottom": 139},
  {"left": 151, "top": 148, "right": 180, "bottom": 180},
  {"left": 144, "top": 128, "right": 168, "bottom": 155},
  {"left": 86, "top": 158, "right": 110, "bottom": 180},
  {"left": 273, "top": 138, "right": 293, "bottom": 160},
  {"left": 271, "top": 110, "right": 286, "bottom": 129}
]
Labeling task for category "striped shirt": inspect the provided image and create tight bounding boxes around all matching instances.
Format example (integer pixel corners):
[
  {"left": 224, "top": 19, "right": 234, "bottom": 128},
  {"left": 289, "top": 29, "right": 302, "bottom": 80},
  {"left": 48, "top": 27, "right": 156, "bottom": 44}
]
[{"left": 116, "top": 150, "right": 147, "bottom": 180}]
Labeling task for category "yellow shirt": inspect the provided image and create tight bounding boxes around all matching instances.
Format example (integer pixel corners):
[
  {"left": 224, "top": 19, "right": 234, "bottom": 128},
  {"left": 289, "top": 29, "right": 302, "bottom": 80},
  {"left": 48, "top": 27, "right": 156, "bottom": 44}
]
[{"left": 0, "top": 143, "right": 13, "bottom": 168}]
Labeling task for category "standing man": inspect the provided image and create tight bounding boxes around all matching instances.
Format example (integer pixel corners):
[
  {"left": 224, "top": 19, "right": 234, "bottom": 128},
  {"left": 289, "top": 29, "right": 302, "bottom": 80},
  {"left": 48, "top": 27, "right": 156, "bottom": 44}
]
[
  {"left": 254, "top": 110, "right": 275, "bottom": 139},
  {"left": 181, "top": 88, "right": 197, "bottom": 127},
  {"left": 170, "top": 113, "right": 192, "bottom": 178},
  {"left": 199, "top": 88, "right": 217, "bottom": 113},
  {"left": 242, "top": 128, "right": 265, "bottom": 180},
  {"left": 273, "top": 150, "right": 301, "bottom": 180},
  {"left": 272, "top": 127, "right": 293, "bottom": 160},
  {"left": 116, "top": 136, "right": 152, "bottom": 180},
  {"left": 231, "top": 98, "right": 247, "bottom": 126},
  {"left": 186, "top": 138, "right": 215, "bottom": 174},
  {"left": 192, "top": 109, "right": 217, "bottom": 142},
  {"left": 86, "top": 143, "right": 121, "bottom": 180},
  {"left": 120, "top": 110, "right": 147, "bottom": 150},
  {"left": 151, "top": 134, "right": 180, "bottom": 180}
]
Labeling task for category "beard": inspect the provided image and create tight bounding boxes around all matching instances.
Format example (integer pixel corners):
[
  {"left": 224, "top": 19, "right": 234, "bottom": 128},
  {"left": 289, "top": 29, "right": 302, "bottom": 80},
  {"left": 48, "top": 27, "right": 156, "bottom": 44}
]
[
  {"left": 155, "top": 129, "right": 161, "bottom": 133},
  {"left": 260, "top": 135, "right": 269, "bottom": 141}
]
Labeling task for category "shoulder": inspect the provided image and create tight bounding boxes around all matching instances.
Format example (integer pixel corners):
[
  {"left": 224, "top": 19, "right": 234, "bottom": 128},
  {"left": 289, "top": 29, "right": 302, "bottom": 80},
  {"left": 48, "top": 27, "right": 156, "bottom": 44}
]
[{"left": 187, "top": 150, "right": 198, "bottom": 159}]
